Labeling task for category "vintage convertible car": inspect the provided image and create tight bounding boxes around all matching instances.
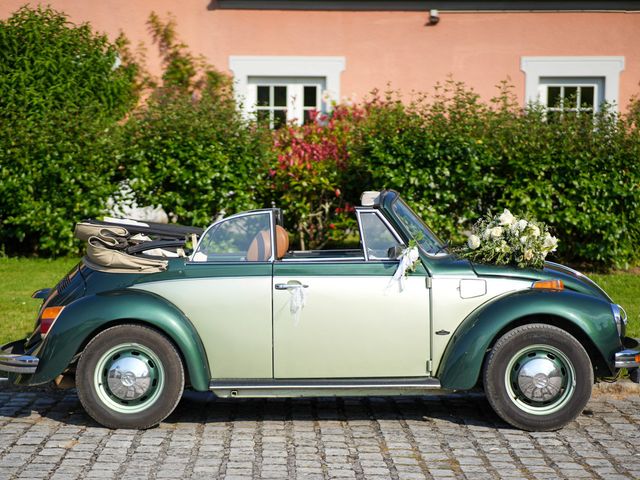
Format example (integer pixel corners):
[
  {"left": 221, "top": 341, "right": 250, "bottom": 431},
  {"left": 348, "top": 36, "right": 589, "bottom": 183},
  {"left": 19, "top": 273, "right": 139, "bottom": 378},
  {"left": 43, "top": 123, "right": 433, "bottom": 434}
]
[{"left": 1, "top": 190, "right": 638, "bottom": 431}]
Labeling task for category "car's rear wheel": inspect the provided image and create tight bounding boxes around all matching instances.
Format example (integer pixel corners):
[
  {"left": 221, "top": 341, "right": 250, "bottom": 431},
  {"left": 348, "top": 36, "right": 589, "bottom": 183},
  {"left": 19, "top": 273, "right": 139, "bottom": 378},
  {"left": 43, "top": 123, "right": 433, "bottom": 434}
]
[
  {"left": 76, "top": 324, "right": 184, "bottom": 429},
  {"left": 483, "top": 323, "right": 593, "bottom": 431}
]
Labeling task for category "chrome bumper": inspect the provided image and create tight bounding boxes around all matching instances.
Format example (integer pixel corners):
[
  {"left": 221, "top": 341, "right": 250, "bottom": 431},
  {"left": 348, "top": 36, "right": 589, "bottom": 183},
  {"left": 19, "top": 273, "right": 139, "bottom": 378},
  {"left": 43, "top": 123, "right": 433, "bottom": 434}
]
[
  {"left": 615, "top": 349, "right": 640, "bottom": 369},
  {"left": 0, "top": 354, "right": 39, "bottom": 374}
]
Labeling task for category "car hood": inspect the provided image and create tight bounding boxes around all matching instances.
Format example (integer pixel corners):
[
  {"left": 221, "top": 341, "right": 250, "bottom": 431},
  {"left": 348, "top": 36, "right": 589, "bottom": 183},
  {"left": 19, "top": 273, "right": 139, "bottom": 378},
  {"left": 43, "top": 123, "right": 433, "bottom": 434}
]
[{"left": 471, "top": 261, "right": 612, "bottom": 302}]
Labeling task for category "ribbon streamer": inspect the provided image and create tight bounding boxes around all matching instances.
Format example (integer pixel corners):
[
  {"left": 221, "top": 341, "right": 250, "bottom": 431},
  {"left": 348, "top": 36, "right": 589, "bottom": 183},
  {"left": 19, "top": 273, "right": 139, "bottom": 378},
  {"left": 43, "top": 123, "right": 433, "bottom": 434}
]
[
  {"left": 388, "top": 246, "right": 420, "bottom": 292},
  {"left": 290, "top": 285, "right": 307, "bottom": 326}
]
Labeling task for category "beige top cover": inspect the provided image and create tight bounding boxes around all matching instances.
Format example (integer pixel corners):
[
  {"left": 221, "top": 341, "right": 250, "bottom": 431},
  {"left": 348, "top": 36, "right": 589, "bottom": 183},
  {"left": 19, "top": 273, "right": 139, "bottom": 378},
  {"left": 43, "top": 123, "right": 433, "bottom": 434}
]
[{"left": 76, "top": 223, "right": 168, "bottom": 274}]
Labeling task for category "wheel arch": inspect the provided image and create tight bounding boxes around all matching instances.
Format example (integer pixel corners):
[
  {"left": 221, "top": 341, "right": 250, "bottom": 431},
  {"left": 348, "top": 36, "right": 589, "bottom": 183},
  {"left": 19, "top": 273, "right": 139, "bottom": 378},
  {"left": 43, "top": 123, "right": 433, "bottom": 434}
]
[
  {"left": 437, "top": 289, "right": 620, "bottom": 391},
  {"left": 72, "top": 318, "right": 199, "bottom": 390},
  {"left": 22, "top": 290, "right": 211, "bottom": 391},
  {"left": 483, "top": 314, "right": 612, "bottom": 382}
]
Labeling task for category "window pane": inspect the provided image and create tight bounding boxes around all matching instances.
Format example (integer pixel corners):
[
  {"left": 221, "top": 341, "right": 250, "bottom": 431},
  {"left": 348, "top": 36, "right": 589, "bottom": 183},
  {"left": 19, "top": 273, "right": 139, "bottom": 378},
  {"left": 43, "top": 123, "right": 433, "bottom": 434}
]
[
  {"left": 546, "top": 110, "right": 562, "bottom": 124},
  {"left": 580, "top": 86, "right": 595, "bottom": 108},
  {"left": 273, "top": 109, "right": 287, "bottom": 128},
  {"left": 564, "top": 86, "right": 578, "bottom": 108},
  {"left": 303, "top": 86, "right": 317, "bottom": 107},
  {"left": 547, "top": 87, "right": 561, "bottom": 108},
  {"left": 274, "top": 86, "right": 287, "bottom": 107},
  {"left": 303, "top": 110, "right": 313, "bottom": 125},
  {"left": 194, "top": 213, "right": 272, "bottom": 262},
  {"left": 360, "top": 212, "right": 402, "bottom": 260},
  {"left": 256, "top": 109, "right": 270, "bottom": 124},
  {"left": 257, "top": 86, "right": 270, "bottom": 107}
]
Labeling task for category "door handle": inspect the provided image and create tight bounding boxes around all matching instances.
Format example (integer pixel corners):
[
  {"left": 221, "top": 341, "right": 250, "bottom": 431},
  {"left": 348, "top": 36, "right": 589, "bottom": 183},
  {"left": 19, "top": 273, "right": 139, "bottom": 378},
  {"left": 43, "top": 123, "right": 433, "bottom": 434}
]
[{"left": 275, "top": 283, "right": 309, "bottom": 290}]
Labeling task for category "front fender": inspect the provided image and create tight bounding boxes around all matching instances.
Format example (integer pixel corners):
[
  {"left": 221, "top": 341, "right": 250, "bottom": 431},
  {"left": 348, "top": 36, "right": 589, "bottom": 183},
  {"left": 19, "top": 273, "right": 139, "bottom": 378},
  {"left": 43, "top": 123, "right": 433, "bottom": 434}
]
[
  {"left": 437, "top": 289, "right": 620, "bottom": 390},
  {"left": 21, "top": 289, "right": 211, "bottom": 391}
]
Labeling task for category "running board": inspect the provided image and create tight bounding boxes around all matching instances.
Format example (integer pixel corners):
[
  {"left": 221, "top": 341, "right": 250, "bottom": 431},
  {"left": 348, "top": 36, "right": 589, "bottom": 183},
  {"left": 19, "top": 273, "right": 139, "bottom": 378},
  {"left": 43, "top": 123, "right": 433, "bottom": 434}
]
[{"left": 209, "top": 377, "right": 443, "bottom": 398}]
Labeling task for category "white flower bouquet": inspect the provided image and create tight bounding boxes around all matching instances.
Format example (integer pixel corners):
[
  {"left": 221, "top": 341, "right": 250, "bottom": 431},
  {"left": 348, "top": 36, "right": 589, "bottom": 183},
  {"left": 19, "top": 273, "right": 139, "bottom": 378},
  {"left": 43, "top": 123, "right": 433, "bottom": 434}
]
[{"left": 459, "top": 209, "right": 558, "bottom": 269}]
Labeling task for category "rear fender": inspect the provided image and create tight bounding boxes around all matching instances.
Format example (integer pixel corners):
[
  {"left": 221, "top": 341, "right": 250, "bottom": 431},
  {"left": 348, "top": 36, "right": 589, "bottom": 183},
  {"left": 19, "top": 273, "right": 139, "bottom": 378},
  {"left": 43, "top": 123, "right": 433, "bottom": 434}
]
[
  {"left": 18, "top": 289, "right": 211, "bottom": 391},
  {"left": 437, "top": 289, "right": 620, "bottom": 390}
]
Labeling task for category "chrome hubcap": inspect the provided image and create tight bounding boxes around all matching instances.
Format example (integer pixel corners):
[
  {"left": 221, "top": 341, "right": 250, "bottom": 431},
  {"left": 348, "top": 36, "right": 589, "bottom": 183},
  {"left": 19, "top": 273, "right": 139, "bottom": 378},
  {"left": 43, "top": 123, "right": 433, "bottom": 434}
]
[
  {"left": 94, "top": 343, "right": 164, "bottom": 414},
  {"left": 107, "top": 356, "right": 152, "bottom": 400},
  {"left": 505, "top": 344, "right": 576, "bottom": 415},
  {"left": 517, "top": 356, "right": 564, "bottom": 402}
]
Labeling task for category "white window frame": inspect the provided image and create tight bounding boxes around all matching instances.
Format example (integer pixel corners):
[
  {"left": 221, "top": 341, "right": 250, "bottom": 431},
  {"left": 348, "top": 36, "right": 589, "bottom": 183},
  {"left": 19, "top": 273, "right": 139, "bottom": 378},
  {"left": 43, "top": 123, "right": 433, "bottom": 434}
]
[
  {"left": 250, "top": 77, "right": 325, "bottom": 127},
  {"left": 539, "top": 77, "right": 603, "bottom": 115},
  {"left": 521, "top": 56, "right": 625, "bottom": 112},
  {"left": 229, "top": 56, "right": 346, "bottom": 121}
]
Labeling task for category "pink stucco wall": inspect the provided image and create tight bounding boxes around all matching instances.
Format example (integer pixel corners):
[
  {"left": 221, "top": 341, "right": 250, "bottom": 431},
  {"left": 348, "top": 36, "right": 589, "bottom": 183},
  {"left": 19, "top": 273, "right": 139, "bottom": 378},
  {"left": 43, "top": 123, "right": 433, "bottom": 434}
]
[{"left": 2, "top": 1, "right": 639, "bottom": 110}]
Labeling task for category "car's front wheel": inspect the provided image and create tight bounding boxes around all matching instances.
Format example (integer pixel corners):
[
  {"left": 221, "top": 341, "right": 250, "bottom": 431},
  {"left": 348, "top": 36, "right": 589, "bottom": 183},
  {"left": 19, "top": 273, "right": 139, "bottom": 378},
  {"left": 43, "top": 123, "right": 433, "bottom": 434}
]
[
  {"left": 76, "top": 324, "right": 184, "bottom": 429},
  {"left": 483, "top": 323, "right": 593, "bottom": 431}
]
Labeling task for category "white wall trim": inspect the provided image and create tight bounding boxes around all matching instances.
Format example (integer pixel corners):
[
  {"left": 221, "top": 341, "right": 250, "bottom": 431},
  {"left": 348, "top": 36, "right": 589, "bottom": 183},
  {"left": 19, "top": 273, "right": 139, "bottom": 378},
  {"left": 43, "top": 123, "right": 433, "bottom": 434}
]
[
  {"left": 521, "top": 56, "right": 625, "bottom": 110},
  {"left": 229, "top": 56, "right": 346, "bottom": 115}
]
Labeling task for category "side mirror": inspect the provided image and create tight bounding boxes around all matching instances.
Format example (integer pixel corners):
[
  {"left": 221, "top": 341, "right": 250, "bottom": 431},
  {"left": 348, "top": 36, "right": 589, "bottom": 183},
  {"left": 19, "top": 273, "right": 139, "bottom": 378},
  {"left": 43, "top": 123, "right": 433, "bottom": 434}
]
[{"left": 387, "top": 245, "right": 404, "bottom": 259}]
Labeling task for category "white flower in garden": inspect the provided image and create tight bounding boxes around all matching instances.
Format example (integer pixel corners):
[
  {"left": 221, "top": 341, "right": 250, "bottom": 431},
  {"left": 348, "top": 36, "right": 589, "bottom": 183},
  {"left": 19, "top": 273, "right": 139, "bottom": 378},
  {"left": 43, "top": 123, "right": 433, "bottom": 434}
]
[
  {"left": 490, "top": 226, "right": 503, "bottom": 239},
  {"left": 467, "top": 235, "right": 481, "bottom": 250},
  {"left": 543, "top": 234, "right": 558, "bottom": 252},
  {"left": 499, "top": 209, "right": 515, "bottom": 226},
  {"left": 520, "top": 236, "right": 528, "bottom": 244},
  {"left": 530, "top": 225, "right": 541, "bottom": 237},
  {"left": 524, "top": 249, "right": 534, "bottom": 261},
  {"left": 517, "top": 219, "right": 528, "bottom": 231}
]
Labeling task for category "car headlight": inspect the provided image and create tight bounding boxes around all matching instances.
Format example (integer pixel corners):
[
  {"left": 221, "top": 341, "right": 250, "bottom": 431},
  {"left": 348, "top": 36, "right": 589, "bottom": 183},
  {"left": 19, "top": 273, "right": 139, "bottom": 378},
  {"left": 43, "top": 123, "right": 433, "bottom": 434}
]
[{"left": 611, "top": 304, "right": 627, "bottom": 337}]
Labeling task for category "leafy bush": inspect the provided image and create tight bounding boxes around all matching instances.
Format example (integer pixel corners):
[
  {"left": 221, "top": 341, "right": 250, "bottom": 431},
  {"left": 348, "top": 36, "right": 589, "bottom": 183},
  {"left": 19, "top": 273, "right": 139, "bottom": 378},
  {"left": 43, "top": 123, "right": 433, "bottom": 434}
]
[
  {"left": 346, "top": 82, "right": 640, "bottom": 269},
  {"left": 115, "top": 14, "right": 273, "bottom": 227},
  {"left": 0, "top": 6, "right": 139, "bottom": 256},
  {"left": 268, "top": 108, "right": 363, "bottom": 250}
]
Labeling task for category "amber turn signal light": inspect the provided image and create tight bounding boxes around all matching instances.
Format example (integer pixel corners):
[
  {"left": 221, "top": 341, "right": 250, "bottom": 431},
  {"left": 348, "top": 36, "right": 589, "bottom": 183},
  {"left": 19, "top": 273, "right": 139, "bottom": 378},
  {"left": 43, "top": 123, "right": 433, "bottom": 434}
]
[
  {"left": 40, "top": 306, "right": 64, "bottom": 335},
  {"left": 532, "top": 280, "right": 564, "bottom": 291}
]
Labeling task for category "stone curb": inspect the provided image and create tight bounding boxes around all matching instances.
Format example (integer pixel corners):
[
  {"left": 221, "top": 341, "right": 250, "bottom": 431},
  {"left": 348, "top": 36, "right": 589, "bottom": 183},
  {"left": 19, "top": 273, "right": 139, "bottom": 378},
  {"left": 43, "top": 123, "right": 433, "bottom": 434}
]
[{"left": 592, "top": 378, "right": 640, "bottom": 396}]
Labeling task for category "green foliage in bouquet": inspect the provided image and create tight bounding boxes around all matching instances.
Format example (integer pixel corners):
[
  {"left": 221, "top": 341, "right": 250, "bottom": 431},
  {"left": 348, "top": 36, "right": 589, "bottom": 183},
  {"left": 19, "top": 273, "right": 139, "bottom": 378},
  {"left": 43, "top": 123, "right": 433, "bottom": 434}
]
[{"left": 458, "top": 209, "right": 558, "bottom": 269}]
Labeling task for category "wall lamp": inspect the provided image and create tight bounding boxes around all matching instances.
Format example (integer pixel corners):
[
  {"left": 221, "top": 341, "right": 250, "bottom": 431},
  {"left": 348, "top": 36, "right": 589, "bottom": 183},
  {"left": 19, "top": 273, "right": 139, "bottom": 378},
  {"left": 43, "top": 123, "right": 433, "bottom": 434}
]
[{"left": 427, "top": 9, "right": 440, "bottom": 26}]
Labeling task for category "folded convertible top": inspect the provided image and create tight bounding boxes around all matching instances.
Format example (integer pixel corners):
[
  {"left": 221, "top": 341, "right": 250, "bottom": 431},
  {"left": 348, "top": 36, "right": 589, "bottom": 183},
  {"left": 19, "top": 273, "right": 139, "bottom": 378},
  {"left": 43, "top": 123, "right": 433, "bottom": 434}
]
[
  {"left": 78, "top": 217, "right": 204, "bottom": 240},
  {"left": 75, "top": 218, "right": 203, "bottom": 273}
]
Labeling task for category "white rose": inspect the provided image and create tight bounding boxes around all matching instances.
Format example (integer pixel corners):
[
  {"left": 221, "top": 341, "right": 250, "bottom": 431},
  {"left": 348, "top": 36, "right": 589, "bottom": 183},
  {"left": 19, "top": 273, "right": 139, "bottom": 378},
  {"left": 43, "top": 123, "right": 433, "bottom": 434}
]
[
  {"left": 524, "top": 249, "right": 534, "bottom": 261},
  {"left": 520, "top": 236, "right": 528, "bottom": 244},
  {"left": 499, "top": 209, "right": 515, "bottom": 226},
  {"left": 490, "top": 226, "right": 503, "bottom": 239},
  {"left": 517, "top": 219, "right": 528, "bottom": 231},
  {"left": 467, "top": 235, "right": 481, "bottom": 250},
  {"left": 543, "top": 234, "right": 558, "bottom": 252},
  {"left": 482, "top": 228, "right": 492, "bottom": 240},
  {"left": 530, "top": 225, "right": 541, "bottom": 238}
]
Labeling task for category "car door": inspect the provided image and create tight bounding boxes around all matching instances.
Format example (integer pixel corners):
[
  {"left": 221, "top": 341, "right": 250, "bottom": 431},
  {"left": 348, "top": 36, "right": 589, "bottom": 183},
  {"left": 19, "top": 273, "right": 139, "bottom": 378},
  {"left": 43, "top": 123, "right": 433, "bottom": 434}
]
[
  {"left": 135, "top": 211, "right": 275, "bottom": 379},
  {"left": 273, "top": 209, "right": 431, "bottom": 379}
]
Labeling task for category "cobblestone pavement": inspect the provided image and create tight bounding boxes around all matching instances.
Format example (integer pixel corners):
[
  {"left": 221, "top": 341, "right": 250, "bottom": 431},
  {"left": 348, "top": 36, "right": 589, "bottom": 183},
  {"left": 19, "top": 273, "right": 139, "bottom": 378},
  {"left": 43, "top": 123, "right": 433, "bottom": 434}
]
[{"left": 0, "top": 387, "right": 638, "bottom": 480}]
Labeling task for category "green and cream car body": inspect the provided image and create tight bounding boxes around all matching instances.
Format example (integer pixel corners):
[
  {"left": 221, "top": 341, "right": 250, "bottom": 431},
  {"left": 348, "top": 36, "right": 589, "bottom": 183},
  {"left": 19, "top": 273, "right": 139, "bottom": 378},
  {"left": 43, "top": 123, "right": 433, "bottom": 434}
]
[{"left": 1, "top": 190, "right": 638, "bottom": 430}]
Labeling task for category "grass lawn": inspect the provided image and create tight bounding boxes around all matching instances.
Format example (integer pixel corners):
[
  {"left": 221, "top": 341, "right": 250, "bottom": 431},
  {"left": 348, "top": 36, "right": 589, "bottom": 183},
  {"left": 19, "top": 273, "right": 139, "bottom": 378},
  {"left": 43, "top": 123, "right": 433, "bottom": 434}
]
[
  {"left": 0, "top": 258, "right": 78, "bottom": 345},
  {"left": 0, "top": 258, "right": 638, "bottom": 346}
]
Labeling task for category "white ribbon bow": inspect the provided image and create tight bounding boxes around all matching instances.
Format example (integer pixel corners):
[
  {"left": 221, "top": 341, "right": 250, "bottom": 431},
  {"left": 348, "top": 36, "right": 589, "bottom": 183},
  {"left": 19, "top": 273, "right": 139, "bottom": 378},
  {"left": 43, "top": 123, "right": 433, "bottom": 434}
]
[{"left": 388, "top": 246, "right": 420, "bottom": 292}]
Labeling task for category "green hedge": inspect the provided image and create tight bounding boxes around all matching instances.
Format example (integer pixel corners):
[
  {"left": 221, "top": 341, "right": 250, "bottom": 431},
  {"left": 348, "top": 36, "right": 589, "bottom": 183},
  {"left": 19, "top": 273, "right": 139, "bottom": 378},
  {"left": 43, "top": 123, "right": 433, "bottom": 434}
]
[
  {"left": 0, "top": 6, "right": 138, "bottom": 256},
  {"left": 2, "top": 7, "right": 640, "bottom": 269},
  {"left": 344, "top": 83, "right": 640, "bottom": 268}
]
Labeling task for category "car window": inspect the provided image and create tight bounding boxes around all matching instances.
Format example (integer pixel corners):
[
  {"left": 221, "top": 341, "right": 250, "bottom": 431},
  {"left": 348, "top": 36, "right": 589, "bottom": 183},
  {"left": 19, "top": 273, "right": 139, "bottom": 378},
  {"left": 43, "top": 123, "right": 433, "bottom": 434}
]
[
  {"left": 192, "top": 213, "right": 272, "bottom": 262},
  {"left": 391, "top": 199, "right": 445, "bottom": 255},
  {"left": 360, "top": 212, "right": 403, "bottom": 260}
]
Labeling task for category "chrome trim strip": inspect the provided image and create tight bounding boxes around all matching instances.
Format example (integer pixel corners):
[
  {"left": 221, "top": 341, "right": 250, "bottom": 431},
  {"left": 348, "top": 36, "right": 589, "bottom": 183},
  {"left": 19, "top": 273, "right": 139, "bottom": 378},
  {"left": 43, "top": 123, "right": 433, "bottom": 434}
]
[
  {"left": 280, "top": 256, "right": 366, "bottom": 262},
  {"left": 0, "top": 354, "right": 39, "bottom": 374},
  {"left": 615, "top": 349, "right": 640, "bottom": 369},
  {"left": 209, "top": 378, "right": 441, "bottom": 390}
]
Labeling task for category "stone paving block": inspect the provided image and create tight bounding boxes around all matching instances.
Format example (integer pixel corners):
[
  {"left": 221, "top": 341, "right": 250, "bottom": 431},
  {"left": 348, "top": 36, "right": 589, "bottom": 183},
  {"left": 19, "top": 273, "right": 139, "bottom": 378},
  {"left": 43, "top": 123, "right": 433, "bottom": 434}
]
[{"left": 0, "top": 390, "right": 638, "bottom": 480}]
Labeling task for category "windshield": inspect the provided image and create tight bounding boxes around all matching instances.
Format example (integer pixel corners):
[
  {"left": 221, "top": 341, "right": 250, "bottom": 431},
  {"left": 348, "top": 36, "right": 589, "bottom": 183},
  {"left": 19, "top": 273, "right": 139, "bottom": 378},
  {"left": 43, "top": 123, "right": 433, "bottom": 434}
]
[{"left": 391, "top": 199, "right": 445, "bottom": 254}]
